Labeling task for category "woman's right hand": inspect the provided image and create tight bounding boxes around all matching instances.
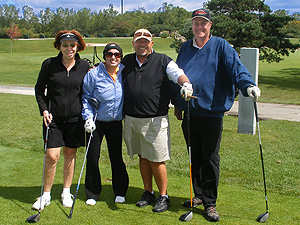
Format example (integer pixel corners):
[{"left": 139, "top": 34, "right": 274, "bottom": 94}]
[{"left": 43, "top": 110, "right": 53, "bottom": 126}]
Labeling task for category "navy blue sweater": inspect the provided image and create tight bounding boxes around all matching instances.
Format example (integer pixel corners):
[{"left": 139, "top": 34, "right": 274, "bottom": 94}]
[{"left": 173, "top": 36, "right": 256, "bottom": 117}]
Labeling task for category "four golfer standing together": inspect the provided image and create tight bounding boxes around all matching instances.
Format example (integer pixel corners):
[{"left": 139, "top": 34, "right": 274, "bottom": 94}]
[{"left": 33, "top": 9, "right": 261, "bottom": 222}]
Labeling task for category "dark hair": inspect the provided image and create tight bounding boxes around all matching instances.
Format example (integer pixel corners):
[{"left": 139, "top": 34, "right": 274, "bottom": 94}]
[{"left": 53, "top": 29, "right": 86, "bottom": 52}]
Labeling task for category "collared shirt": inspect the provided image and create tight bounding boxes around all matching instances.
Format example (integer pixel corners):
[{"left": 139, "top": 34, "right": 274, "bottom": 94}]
[
  {"left": 193, "top": 35, "right": 211, "bottom": 49},
  {"left": 104, "top": 62, "right": 119, "bottom": 82}
]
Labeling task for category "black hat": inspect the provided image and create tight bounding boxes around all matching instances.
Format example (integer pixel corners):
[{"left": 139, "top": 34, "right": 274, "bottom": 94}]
[
  {"left": 103, "top": 43, "right": 123, "bottom": 60},
  {"left": 191, "top": 9, "right": 211, "bottom": 21},
  {"left": 59, "top": 33, "right": 78, "bottom": 42}
]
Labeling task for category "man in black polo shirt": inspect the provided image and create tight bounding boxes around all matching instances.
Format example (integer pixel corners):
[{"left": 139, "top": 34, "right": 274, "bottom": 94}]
[{"left": 121, "top": 28, "right": 193, "bottom": 213}]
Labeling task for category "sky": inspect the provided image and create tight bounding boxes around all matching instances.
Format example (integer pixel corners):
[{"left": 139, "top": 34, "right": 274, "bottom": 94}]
[{"left": 1, "top": 0, "right": 300, "bottom": 15}]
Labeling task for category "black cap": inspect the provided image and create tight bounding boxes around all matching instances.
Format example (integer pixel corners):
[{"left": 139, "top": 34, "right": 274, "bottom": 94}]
[
  {"left": 103, "top": 43, "right": 123, "bottom": 60},
  {"left": 59, "top": 33, "right": 78, "bottom": 42},
  {"left": 191, "top": 9, "right": 211, "bottom": 21}
]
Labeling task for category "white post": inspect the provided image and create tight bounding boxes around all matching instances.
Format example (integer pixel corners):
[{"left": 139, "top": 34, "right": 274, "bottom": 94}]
[{"left": 237, "top": 48, "right": 259, "bottom": 135}]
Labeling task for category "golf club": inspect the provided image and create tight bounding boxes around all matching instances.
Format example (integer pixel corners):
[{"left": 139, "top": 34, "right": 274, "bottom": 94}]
[
  {"left": 68, "top": 97, "right": 99, "bottom": 219},
  {"left": 179, "top": 99, "right": 193, "bottom": 222},
  {"left": 26, "top": 105, "right": 51, "bottom": 223},
  {"left": 253, "top": 101, "right": 269, "bottom": 223}
]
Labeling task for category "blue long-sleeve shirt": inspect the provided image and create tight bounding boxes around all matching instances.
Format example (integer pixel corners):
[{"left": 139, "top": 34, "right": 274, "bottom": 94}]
[
  {"left": 173, "top": 36, "right": 256, "bottom": 117},
  {"left": 82, "top": 62, "right": 124, "bottom": 122}
]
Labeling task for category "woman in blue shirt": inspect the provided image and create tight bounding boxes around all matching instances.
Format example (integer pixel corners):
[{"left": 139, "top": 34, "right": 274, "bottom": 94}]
[{"left": 82, "top": 42, "right": 129, "bottom": 206}]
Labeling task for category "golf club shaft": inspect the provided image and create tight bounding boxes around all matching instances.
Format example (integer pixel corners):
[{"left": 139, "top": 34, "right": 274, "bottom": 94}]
[
  {"left": 253, "top": 101, "right": 269, "bottom": 213},
  {"left": 39, "top": 99, "right": 51, "bottom": 213},
  {"left": 186, "top": 102, "right": 193, "bottom": 208},
  {"left": 68, "top": 112, "right": 98, "bottom": 219},
  {"left": 39, "top": 124, "right": 49, "bottom": 213}
]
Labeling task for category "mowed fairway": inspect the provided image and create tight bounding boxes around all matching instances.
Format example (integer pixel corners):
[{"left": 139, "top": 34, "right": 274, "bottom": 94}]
[{"left": 0, "top": 38, "right": 299, "bottom": 224}]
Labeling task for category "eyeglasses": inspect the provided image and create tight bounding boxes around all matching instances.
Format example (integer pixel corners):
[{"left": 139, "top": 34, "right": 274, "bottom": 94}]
[
  {"left": 134, "top": 32, "right": 152, "bottom": 38},
  {"left": 61, "top": 43, "right": 77, "bottom": 48},
  {"left": 106, "top": 52, "right": 122, "bottom": 58}
]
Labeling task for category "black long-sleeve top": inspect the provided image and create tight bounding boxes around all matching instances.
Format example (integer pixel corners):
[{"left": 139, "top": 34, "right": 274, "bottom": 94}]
[{"left": 35, "top": 52, "right": 90, "bottom": 123}]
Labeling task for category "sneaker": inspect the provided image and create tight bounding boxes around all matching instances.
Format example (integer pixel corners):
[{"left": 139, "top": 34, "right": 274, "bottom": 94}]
[
  {"left": 115, "top": 196, "right": 125, "bottom": 203},
  {"left": 204, "top": 206, "right": 220, "bottom": 222},
  {"left": 86, "top": 199, "right": 97, "bottom": 206},
  {"left": 32, "top": 196, "right": 51, "bottom": 210},
  {"left": 183, "top": 197, "right": 203, "bottom": 208},
  {"left": 136, "top": 191, "right": 156, "bottom": 207},
  {"left": 61, "top": 193, "right": 74, "bottom": 208},
  {"left": 152, "top": 195, "right": 170, "bottom": 213}
]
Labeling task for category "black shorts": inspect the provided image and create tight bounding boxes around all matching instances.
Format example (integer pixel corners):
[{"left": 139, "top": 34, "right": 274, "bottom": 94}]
[{"left": 43, "top": 119, "right": 85, "bottom": 148}]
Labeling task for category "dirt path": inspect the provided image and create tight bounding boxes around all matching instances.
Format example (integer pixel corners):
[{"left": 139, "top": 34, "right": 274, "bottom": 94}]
[{"left": 1, "top": 85, "right": 299, "bottom": 122}]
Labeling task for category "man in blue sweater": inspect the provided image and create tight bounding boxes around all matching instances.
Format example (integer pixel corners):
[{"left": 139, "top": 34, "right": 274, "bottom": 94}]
[{"left": 172, "top": 9, "right": 261, "bottom": 222}]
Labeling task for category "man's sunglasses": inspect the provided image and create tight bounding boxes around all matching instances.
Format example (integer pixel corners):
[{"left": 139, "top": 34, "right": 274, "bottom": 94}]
[
  {"left": 134, "top": 32, "right": 152, "bottom": 38},
  {"left": 106, "top": 52, "right": 122, "bottom": 58},
  {"left": 61, "top": 43, "right": 77, "bottom": 48}
]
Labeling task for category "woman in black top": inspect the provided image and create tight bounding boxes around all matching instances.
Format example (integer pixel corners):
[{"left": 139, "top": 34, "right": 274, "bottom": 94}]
[{"left": 33, "top": 29, "right": 90, "bottom": 210}]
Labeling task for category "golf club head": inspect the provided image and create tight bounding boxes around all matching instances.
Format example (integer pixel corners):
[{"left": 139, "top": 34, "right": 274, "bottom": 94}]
[
  {"left": 26, "top": 213, "right": 40, "bottom": 223},
  {"left": 179, "top": 211, "right": 193, "bottom": 222},
  {"left": 88, "top": 97, "right": 99, "bottom": 110},
  {"left": 256, "top": 212, "right": 269, "bottom": 223}
]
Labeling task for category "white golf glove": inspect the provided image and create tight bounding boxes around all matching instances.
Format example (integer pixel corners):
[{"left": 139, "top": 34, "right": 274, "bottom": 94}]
[
  {"left": 247, "top": 85, "right": 261, "bottom": 102},
  {"left": 84, "top": 118, "right": 96, "bottom": 133},
  {"left": 180, "top": 82, "right": 193, "bottom": 101}
]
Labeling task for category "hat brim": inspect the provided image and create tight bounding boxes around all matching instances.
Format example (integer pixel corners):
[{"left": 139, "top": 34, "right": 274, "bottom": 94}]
[
  {"left": 134, "top": 36, "right": 152, "bottom": 42},
  {"left": 60, "top": 36, "right": 78, "bottom": 43},
  {"left": 191, "top": 16, "right": 210, "bottom": 21}
]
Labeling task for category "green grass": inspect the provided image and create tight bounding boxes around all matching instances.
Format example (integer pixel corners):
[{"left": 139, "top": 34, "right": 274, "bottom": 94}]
[
  {"left": 0, "top": 93, "right": 300, "bottom": 224},
  {"left": 259, "top": 49, "right": 300, "bottom": 105},
  {"left": 0, "top": 37, "right": 299, "bottom": 104},
  {"left": 0, "top": 38, "right": 300, "bottom": 224}
]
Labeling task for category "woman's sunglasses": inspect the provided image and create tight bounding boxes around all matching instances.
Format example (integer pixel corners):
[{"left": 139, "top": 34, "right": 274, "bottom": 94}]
[
  {"left": 106, "top": 52, "right": 122, "bottom": 58},
  {"left": 61, "top": 43, "right": 77, "bottom": 48}
]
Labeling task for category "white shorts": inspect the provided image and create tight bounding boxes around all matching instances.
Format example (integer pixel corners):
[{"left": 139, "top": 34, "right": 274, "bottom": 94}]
[{"left": 124, "top": 115, "right": 171, "bottom": 162}]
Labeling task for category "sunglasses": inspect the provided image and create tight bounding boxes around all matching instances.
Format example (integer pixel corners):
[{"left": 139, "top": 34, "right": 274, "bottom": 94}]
[
  {"left": 106, "top": 52, "right": 122, "bottom": 58},
  {"left": 61, "top": 43, "right": 77, "bottom": 48},
  {"left": 134, "top": 32, "right": 152, "bottom": 38}
]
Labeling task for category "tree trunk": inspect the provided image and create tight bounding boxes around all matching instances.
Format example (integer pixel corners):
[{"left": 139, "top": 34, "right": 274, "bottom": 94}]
[{"left": 10, "top": 39, "right": 12, "bottom": 53}]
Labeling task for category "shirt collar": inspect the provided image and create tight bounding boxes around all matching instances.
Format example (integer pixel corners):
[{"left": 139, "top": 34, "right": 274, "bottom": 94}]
[
  {"left": 135, "top": 49, "right": 154, "bottom": 67},
  {"left": 192, "top": 35, "right": 212, "bottom": 49}
]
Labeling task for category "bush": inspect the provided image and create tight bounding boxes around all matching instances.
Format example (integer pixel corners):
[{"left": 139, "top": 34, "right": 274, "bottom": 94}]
[{"left": 160, "top": 30, "right": 169, "bottom": 38}]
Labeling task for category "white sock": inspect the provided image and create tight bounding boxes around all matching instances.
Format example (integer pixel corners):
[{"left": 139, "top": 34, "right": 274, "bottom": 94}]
[
  {"left": 62, "top": 188, "right": 71, "bottom": 195},
  {"left": 161, "top": 194, "right": 169, "bottom": 198},
  {"left": 43, "top": 191, "right": 51, "bottom": 199}
]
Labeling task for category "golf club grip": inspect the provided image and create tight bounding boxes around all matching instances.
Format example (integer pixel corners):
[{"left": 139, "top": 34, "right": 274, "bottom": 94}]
[{"left": 253, "top": 101, "right": 259, "bottom": 123}]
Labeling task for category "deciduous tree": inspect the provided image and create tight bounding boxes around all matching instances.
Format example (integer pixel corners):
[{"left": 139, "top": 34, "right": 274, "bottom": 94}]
[{"left": 6, "top": 22, "right": 21, "bottom": 53}]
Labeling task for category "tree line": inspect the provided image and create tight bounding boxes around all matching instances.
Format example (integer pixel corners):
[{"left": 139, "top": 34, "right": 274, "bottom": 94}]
[
  {"left": 1, "top": 1, "right": 300, "bottom": 62},
  {"left": 0, "top": 2, "right": 190, "bottom": 38}
]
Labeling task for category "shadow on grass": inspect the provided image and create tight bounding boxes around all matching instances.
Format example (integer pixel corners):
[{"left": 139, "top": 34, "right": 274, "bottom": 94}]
[
  {"left": 0, "top": 183, "right": 195, "bottom": 214},
  {"left": 259, "top": 67, "right": 300, "bottom": 90}
]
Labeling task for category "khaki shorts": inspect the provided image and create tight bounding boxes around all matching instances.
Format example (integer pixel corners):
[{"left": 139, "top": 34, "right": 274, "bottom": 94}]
[{"left": 124, "top": 115, "right": 171, "bottom": 162}]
